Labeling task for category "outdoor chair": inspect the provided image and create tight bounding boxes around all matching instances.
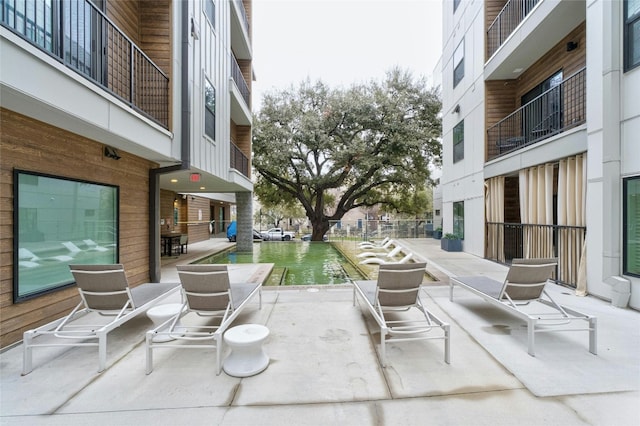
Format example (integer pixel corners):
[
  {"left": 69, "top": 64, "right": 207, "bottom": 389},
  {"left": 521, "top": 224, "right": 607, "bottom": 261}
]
[
  {"left": 449, "top": 258, "right": 597, "bottom": 356},
  {"left": 360, "top": 252, "right": 413, "bottom": 265},
  {"left": 22, "top": 264, "right": 181, "bottom": 375},
  {"left": 358, "top": 237, "right": 393, "bottom": 251},
  {"left": 352, "top": 262, "right": 450, "bottom": 366},
  {"left": 357, "top": 245, "right": 403, "bottom": 259},
  {"left": 145, "top": 264, "right": 263, "bottom": 375}
]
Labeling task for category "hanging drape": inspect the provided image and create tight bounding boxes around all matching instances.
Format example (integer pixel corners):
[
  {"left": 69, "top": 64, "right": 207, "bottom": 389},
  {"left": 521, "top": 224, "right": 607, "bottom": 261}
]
[
  {"left": 519, "top": 163, "right": 554, "bottom": 259},
  {"left": 485, "top": 176, "right": 505, "bottom": 262},
  {"left": 558, "top": 154, "right": 587, "bottom": 295}
]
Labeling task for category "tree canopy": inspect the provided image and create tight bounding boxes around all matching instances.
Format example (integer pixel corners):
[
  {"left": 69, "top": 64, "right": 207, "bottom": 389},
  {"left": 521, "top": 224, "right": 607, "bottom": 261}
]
[{"left": 252, "top": 68, "right": 442, "bottom": 240}]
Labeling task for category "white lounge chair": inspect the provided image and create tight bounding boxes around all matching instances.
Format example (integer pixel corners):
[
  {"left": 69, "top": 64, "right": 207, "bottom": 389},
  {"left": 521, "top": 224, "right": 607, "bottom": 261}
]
[
  {"left": 353, "top": 262, "right": 450, "bottom": 366},
  {"left": 145, "top": 264, "right": 263, "bottom": 375},
  {"left": 22, "top": 264, "right": 181, "bottom": 374},
  {"left": 449, "top": 258, "right": 597, "bottom": 356},
  {"left": 19, "top": 247, "right": 74, "bottom": 263},
  {"left": 360, "top": 252, "right": 413, "bottom": 265},
  {"left": 358, "top": 237, "right": 392, "bottom": 250},
  {"left": 357, "top": 245, "right": 403, "bottom": 259},
  {"left": 83, "top": 239, "right": 110, "bottom": 252},
  {"left": 62, "top": 241, "right": 84, "bottom": 256}
]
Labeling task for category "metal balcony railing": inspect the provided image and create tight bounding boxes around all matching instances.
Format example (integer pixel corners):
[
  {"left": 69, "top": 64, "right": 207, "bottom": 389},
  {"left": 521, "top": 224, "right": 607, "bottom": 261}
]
[
  {"left": 487, "top": 0, "right": 540, "bottom": 59},
  {"left": 1, "top": 0, "right": 169, "bottom": 128},
  {"left": 230, "top": 140, "right": 249, "bottom": 178},
  {"left": 486, "top": 222, "right": 586, "bottom": 288},
  {"left": 233, "top": 0, "right": 250, "bottom": 36},
  {"left": 231, "top": 53, "right": 250, "bottom": 108},
  {"left": 487, "top": 68, "right": 585, "bottom": 161}
]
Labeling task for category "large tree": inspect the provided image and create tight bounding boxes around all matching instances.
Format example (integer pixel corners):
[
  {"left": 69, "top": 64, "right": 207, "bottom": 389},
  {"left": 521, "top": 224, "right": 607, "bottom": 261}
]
[{"left": 252, "top": 69, "right": 442, "bottom": 241}]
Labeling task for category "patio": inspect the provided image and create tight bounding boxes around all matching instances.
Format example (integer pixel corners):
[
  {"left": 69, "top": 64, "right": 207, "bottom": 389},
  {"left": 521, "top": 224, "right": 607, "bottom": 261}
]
[{"left": 1, "top": 238, "right": 638, "bottom": 425}]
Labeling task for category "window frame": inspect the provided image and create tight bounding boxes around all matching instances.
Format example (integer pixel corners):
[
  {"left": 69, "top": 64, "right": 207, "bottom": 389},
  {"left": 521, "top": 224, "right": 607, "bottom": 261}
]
[
  {"left": 204, "top": 77, "right": 216, "bottom": 141},
  {"left": 624, "top": 0, "right": 640, "bottom": 71},
  {"left": 453, "top": 39, "right": 465, "bottom": 87},
  {"left": 623, "top": 175, "right": 640, "bottom": 277},
  {"left": 453, "top": 119, "right": 464, "bottom": 163},
  {"left": 453, "top": 201, "right": 464, "bottom": 239},
  {"left": 13, "top": 170, "right": 119, "bottom": 302}
]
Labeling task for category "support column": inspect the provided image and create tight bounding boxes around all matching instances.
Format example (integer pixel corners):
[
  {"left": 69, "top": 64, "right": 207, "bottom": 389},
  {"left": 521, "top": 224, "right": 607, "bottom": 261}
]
[{"left": 235, "top": 191, "right": 253, "bottom": 252}]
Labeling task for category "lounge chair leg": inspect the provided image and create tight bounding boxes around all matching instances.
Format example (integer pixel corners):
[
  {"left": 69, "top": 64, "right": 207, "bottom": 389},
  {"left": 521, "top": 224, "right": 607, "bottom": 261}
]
[
  {"left": 589, "top": 317, "right": 598, "bottom": 355},
  {"left": 444, "top": 324, "right": 451, "bottom": 364},
  {"left": 380, "top": 329, "right": 387, "bottom": 367},
  {"left": 22, "top": 331, "right": 34, "bottom": 375},
  {"left": 449, "top": 280, "right": 454, "bottom": 302},
  {"left": 527, "top": 319, "right": 536, "bottom": 357},
  {"left": 98, "top": 332, "right": 107, "bottom": 373},
  {"left": 216, "top": 335, "right": 222, "bottom": 375},
  {"left": 145, "top": 332, "right": 154, "bottom": 375}
]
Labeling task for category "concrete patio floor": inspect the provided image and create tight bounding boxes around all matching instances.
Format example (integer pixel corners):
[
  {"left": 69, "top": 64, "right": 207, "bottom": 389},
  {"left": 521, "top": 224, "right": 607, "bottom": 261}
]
[{"left": 1, "top": 238, "right": 638, "bottom": 425}]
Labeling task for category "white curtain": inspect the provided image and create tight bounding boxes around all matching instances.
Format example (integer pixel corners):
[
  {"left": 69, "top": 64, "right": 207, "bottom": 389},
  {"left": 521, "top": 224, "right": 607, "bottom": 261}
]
[
  {"left": 485, "top": 177, "right": 505, "bottom": 262},
  {"left": 558, "top": 154, "right": 587, "bottom": 295},
  {"left": 519, "top": 163, "right": 554, "bottom": 259}
]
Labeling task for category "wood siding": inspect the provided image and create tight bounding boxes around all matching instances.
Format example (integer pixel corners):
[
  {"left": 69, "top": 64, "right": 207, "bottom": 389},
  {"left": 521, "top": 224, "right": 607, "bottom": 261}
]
[{"left": 0, "top": 108, "right": 156, "bottom": 348}]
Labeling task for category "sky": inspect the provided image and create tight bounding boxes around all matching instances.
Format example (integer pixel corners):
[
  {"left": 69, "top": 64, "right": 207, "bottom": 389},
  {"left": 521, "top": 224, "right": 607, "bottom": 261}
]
[{"left": 251, "top": 0, "right": 443, "bottom": 110}]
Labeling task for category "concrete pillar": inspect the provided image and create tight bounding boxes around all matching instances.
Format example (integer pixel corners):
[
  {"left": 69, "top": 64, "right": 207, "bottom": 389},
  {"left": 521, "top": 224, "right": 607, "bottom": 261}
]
[{"left": 235, "top": 191, "right": 253, "bottom": 252}]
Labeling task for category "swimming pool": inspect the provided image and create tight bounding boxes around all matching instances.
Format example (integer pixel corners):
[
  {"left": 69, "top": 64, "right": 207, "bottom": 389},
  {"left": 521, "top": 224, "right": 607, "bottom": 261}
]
[{"left": 195, "top": 242, "right": 364, "bottom": 286}]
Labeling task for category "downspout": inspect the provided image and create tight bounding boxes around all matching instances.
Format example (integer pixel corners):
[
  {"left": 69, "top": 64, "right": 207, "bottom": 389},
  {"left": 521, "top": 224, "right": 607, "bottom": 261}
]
[{"left": 149, "top": 0, "right": 192, "bottom": 282}]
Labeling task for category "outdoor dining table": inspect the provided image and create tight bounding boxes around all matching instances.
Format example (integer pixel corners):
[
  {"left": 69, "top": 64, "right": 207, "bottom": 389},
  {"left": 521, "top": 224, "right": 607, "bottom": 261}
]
[{"left": 160, "top": 233, "right": 183, "bottom": 256}]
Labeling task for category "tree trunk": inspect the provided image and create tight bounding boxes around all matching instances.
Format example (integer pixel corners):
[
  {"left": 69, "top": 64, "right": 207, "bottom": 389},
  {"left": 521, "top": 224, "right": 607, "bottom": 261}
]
[{"left": 310, "top": 217, "right": 330, "bottom": 241}]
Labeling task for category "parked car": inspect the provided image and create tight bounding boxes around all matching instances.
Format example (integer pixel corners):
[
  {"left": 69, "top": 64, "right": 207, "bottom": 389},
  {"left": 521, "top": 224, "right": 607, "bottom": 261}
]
[
  {"left": 301, "top": 234, "right": 328, "bottom": 241},
  {"left": 226, "top": 221, "right": 262, "bottom": 242},
  {"left": 261, "top": 228, "right": 295, "bottom": 241}
]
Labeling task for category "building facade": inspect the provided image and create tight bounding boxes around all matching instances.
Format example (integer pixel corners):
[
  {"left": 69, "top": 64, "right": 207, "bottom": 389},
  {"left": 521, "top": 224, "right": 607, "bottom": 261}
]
[
  {"left": 440, "top": 0, "right": 639, "bottom": 309},
  {"left": 0, "top": 0, "right": 254, "bottom": 347}
]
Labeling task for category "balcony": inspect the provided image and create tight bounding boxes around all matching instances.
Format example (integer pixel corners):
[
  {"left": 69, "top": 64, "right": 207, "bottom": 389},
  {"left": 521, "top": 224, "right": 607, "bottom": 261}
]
[
  {"left": 487, "top": 0, "right": 540, "bottom": 59},
  {"left": 486, "top": 68, "right": 585, "bottom": 161},
  {"left": 230, "top": 0, "right": 251, "bottom": 60},
  {"left": 230, "top": 140, "right": 249, "bottom": 178},
  {"left": 231, "top": 54, "right": 250, "bottom": 108},
  {"left": 0, "top": 0, "right": 169, "bottom": 128}
]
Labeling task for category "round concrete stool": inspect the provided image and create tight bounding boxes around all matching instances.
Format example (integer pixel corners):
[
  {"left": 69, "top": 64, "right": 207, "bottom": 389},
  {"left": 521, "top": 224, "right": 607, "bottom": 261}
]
[
  {"left": 223, "top": 324, "right": 270, "bottom": 377},
  {"left": 146, "top": 303, "right": 184, "bottom": 342}
]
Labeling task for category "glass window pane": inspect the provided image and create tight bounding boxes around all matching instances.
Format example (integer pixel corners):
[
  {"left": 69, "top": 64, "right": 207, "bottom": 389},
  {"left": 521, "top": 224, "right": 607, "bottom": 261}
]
[
  {"left": 624, "top": 177, "right": 640, "bottom": 277},
  {"left": 627, "top": 0, "right": 640, "bottom": 19},
  {"left": 453, "top": 201, "right": 464, "bottom": 239},
  {"left": 16, "top": 171, "right": 118, "bottom": 301},
  {"left": 453, "top": 120, "right": 464, "bottom": 162}
]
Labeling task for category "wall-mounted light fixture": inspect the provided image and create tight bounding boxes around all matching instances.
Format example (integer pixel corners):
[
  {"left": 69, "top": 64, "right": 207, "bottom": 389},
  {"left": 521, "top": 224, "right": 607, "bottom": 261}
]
[
  {"left": 566, "top": 41, "right": 578, "bottom": 52},
  {"left": 173, "top": 197, "right": 178, "bottom": 208},
  {"left": 104, "top": 146, "right": 121, "bottom": 160},
  {"left": 452, "top": 104, "right": 461, "bottom": 114}
]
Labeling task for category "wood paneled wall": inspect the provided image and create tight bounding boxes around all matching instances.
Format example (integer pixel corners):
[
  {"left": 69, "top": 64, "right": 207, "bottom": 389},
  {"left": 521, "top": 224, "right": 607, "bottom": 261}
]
[{"left": 0, "top": 108, "right": 156, "bottom": 347}]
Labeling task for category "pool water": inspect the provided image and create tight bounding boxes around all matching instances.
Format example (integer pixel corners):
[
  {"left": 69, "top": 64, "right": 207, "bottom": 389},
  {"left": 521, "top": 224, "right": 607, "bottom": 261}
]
[{"left": 195, "top": 242, "right": 364, "bottom": 286}]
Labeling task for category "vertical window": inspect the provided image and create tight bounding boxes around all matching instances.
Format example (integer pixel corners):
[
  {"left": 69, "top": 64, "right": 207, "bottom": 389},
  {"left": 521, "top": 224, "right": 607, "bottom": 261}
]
[
  {"left": 14, "top": 170, "right": 118, "bottom": 302},
  {"left": 453, "top": 39, "right": 464, "bottom": 87},
  {"left": 453, "top": 120, "right": 464, "bottom": 163},
  {"left": 453, "top": 0, "right": 461, "bottom": 13},
  {"left": 623, "top": 176, "right": 640, "bottom": 277},
  {"left": 205, "top": 0, "right": 215, "bottom": 29},
  {"left": 453, "top": 201, "right": 464, "bottom": 239},
  {"left": 205, "top": 78, "right": 216, "bottom": 140},
  {"left": 625, "top": 0, "right": 640, "bottom": 71}
]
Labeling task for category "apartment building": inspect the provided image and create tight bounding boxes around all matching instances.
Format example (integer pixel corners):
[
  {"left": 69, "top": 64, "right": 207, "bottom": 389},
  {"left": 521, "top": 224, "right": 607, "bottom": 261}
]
[
  {"left": 440, "top": 0, "right": 639, "bottom": 309},
  {"left": 0, "top": 0, "right": 254, "bottom": 347}
]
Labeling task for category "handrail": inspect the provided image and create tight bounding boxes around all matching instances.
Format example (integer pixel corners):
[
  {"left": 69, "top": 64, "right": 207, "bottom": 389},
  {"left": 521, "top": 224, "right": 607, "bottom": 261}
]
[
  {"left": 1, "top": 0, "right": 169, "bottom": 128},
  {"left": 231, "top": 53, "right": 250, "bottom": 107},
  {"left": 233, "top": 0, "right": 250, "bottom": 35},
  {"left": 230, "top": 140, "right": 249, "bottom": 178},
  {"left": 487, "top": 0, "right": 540, "bottom": 59},
  {"left": 486, "top": 67, "right": 586, "bottom": 160}
]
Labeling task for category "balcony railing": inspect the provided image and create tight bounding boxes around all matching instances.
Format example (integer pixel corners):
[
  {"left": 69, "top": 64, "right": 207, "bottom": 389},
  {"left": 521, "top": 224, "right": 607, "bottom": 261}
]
[
  {"left": 487, "top": 0, "right": 540, "bottom": 59},
  {"left": 1, "top": 0, "right": 169, "bottom": 128},
  {"left": 230, "top": 140, "right": 249, "bottom": 178},
  {"left": 486, "top": 222, "right": 586, "bottom": 288},
  {"left": 231, "top": 54, "right": 250, "bottom": 108},
  {"left": 233, "top": 0, "right": 250, "bottom": 36},
  {"left": 487, "top": 68, "right": 585, "bottom": 161}
]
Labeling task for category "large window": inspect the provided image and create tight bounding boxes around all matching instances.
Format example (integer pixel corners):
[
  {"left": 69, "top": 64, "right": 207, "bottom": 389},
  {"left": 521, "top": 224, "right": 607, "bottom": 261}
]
[
  {"left": 205, "top": 0, "right": 215, "bottom": 29},
  {"left": 453, "top": 0, "right": 461, "bottom": 13},
  {"left": 453, "top": 39, "right": 464, "bottom": 87},
  {"left": 205, "top": 78, "right": 216, "bottom": 140},
  {"left": 453, "top": 120, "right": 464, "bottom": 163},
  {"left": 625, "top": 0, "right": 640, "bottom": 71},
  {"left": 623, "top": 176, "right": 640, "bottom": 277},
  {"left": 453, "top": 201, "right": 464, "bottom": 239},
  {"left": 14, "top": 170, "right": 118, "bottom": 302}
]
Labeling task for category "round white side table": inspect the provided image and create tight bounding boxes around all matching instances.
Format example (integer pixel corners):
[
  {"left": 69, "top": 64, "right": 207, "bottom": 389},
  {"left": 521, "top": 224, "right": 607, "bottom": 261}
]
[
  {"left": 146, "top": 303, "right": 184, "bottom": 342},
  {"left": 223, "top": 324, "right": 270, "bottom": 377}
]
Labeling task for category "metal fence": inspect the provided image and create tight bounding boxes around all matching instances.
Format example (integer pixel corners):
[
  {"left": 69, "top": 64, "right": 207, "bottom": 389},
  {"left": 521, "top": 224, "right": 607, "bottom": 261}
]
[{"left": 487, "top": 0, "right": 540, "bottom": 58}]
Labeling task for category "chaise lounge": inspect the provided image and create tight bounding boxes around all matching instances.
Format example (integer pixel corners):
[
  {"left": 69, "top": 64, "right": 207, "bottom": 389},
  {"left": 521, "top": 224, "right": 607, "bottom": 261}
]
[
  {"left": 353, "top": 262, "right": 450, "bottom": 366},
  {"left": 145, "top": 264, "right": 263, "bottom": 375},
  {"left": 22, "top": 264, "right": 181, "bottom": 375},
  {"left": 449, "top": 258, "right": 597, "bottom": 356}
]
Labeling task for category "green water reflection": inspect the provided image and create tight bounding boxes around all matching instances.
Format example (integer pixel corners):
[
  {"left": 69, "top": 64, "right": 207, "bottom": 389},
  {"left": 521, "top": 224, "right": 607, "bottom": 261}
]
[{"left": 195, "top": 242, "right": 363, "bottom": 285}]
